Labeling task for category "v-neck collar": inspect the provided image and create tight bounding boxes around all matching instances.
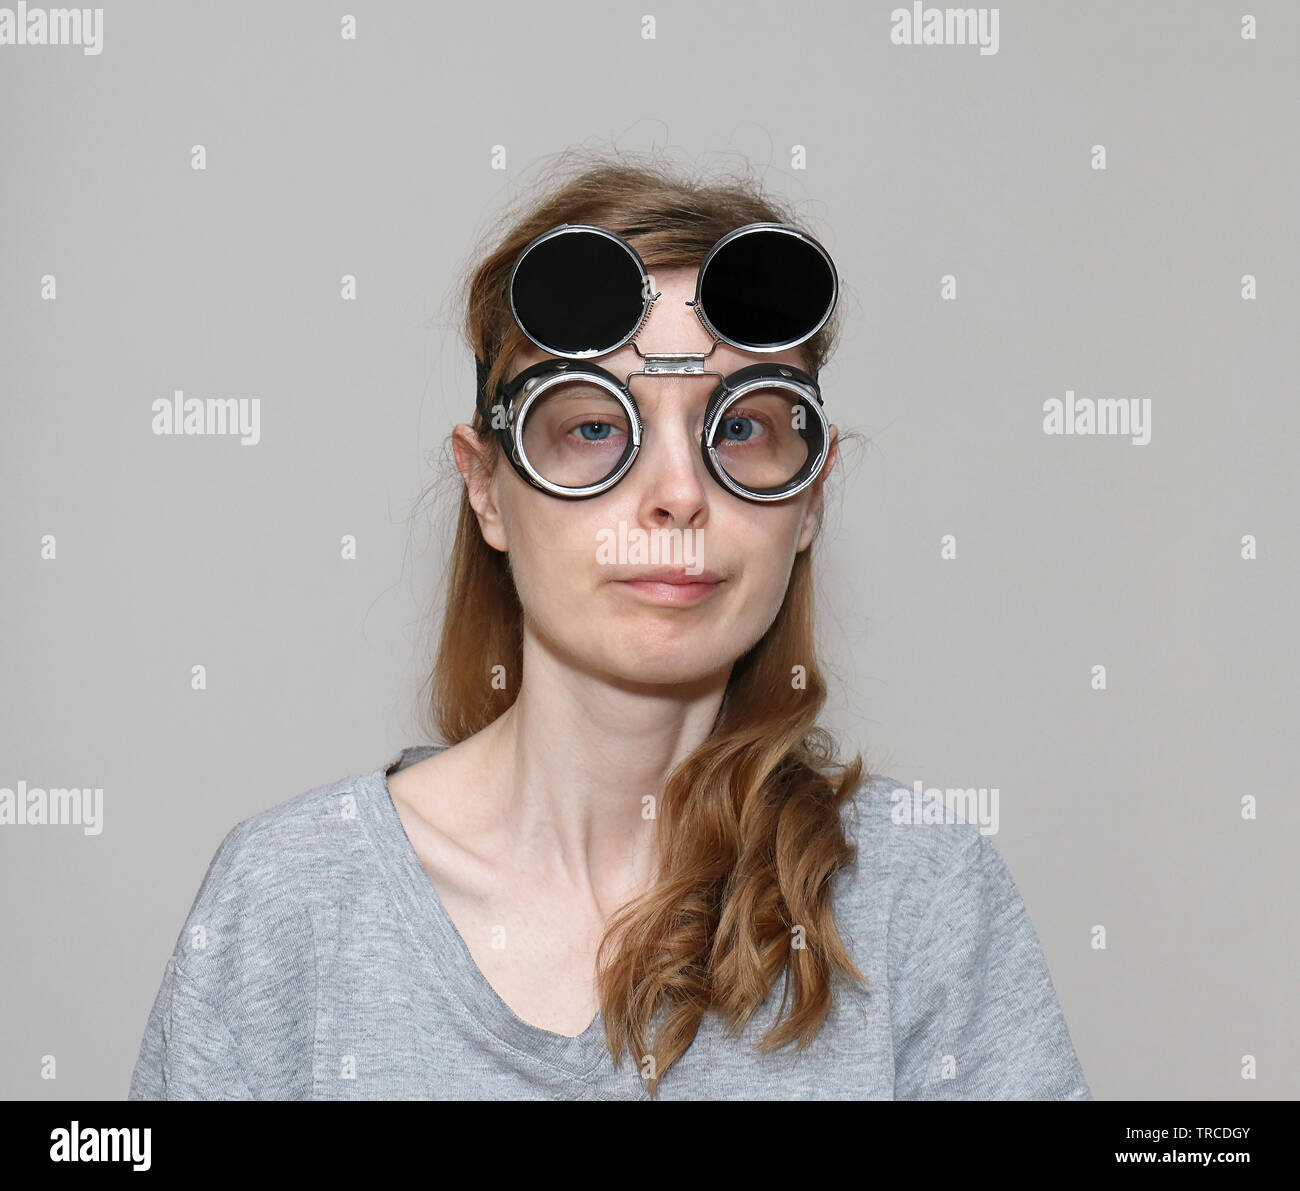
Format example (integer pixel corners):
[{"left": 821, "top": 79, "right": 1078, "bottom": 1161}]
[{"left": 357, "top": 744, "right": 613, "bottom": 1078}]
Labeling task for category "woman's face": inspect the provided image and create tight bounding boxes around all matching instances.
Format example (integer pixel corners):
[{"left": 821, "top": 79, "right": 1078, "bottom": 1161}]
[{"left": 456, "top": 266, "right": 838, "bottom": 689}]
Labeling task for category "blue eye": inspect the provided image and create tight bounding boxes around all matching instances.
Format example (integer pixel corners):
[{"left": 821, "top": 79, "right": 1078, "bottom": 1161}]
[
  {"left": 577, "top": 422, "right": 613, "bottom": 441},
  {"left": 721, "top": 416, "right": 758, "bottom": 441}
]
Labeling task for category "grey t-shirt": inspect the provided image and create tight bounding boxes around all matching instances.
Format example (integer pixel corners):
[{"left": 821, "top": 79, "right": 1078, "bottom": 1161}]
[{"left": 127, "top": 745, "right": 1092, "bottom": 1100}]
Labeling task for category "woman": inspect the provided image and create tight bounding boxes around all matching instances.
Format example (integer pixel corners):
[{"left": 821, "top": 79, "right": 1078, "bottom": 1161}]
[{"left": 128, "top": 153, "right": 1091, "bottom": 1100}]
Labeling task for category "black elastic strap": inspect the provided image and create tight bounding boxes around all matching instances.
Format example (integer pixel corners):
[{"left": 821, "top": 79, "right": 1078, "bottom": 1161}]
[{"left": 474, "top": 355, "right": 492, "bottom": 418}]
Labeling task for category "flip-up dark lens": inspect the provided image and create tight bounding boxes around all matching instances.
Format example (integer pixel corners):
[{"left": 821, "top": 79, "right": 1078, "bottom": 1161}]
[
  {"left": 510, "top": 227, "right": 648, "bottom": 358},
  {"left": 698, "top": 228, "right": 837, "bottom": 351}
]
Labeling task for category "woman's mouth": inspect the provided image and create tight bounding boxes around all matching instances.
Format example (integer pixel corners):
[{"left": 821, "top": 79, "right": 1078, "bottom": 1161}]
[{"left": 610, "top": 568, "right": 725, "bottom": 607}]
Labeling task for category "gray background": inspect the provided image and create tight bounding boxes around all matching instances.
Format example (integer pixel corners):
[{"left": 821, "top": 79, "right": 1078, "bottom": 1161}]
[{"left": 2, "top": 0, "right": 1296, "bottom": 1100}]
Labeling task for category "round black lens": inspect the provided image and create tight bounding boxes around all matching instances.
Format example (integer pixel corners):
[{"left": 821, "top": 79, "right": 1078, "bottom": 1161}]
[
  {"left": 510, "top": 228, "right": 648, "bottom": 358},
  {"left": 698, "top": 227, "right": 836, "bottom": 351}
]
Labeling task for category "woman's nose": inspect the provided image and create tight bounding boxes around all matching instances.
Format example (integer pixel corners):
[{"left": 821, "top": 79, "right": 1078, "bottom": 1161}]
[{"left": 625, "top": 380, "right": 712, "bottom": 519}]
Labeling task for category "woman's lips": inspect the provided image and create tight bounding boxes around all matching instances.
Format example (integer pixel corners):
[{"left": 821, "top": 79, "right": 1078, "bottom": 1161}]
[{"left": 611, "top": 570, "right": 725, "bottom": 607}]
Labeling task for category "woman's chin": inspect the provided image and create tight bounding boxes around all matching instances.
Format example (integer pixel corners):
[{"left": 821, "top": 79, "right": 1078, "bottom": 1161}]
[{"left": 589, "top": 648, "right": 731, "bottom": 691}]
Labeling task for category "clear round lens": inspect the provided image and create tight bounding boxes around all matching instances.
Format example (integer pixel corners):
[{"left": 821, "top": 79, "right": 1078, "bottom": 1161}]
[
  {"left": 518, "top": 381, "right": 635, "bottom": 490},
  {"left": 709, "top": 387, "right": 823, "bottom": 494}
]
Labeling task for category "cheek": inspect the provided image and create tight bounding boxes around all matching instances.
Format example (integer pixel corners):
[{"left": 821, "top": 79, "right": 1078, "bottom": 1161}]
[
  {"left": 744, "top": 542, "right": 799, "bottom": 631},
  {"left": 737, "top": 504, "right": 804, "bottom": 570},
  {"left": 499, "top": 498, "right": 599, "bottom": 615},
  {"left": 719, "top": 509, "right": 805, "bottom": 621}
]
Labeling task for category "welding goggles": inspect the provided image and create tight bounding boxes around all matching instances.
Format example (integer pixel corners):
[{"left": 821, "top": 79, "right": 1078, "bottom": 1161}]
[{"left": 473, "top": 221, "right": 838, "bottom": 502}]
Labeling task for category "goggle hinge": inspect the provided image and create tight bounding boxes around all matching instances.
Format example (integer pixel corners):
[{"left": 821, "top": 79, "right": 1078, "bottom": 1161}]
[{"left": 639, "top": 353, "right": 708, "bottom": 376}]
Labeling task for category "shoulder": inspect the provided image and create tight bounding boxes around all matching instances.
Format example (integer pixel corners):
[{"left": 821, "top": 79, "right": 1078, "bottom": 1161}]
[
  {"left": 834, "top": 772, "right": 1018, "bottom": 957},
  {"left": 208, "top": 769, "right": 371, "bottom": 877},
  {"left": 837, "top": 776, "right": 1091, "bottom": 1099},
  {"left": 186, "top": 770, "right": 367, "bottom": 916},
  {"left": 839, "top": 771, "right": 993, "bottom": 886},
  {"left": 129, "top": 757, "right": 406, "bottom": 1100},
  {"left": 163, "top": 757, "right": 401, "bottom": 996}
]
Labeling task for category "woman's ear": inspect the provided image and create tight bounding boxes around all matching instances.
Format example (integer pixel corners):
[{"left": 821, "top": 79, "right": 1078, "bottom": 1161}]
[
  {"left": 453, "top": 423, "right": 509, "bottom": 553},
  {"left": 796, "top": 427, "right": 838, "bottom": 552}
]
